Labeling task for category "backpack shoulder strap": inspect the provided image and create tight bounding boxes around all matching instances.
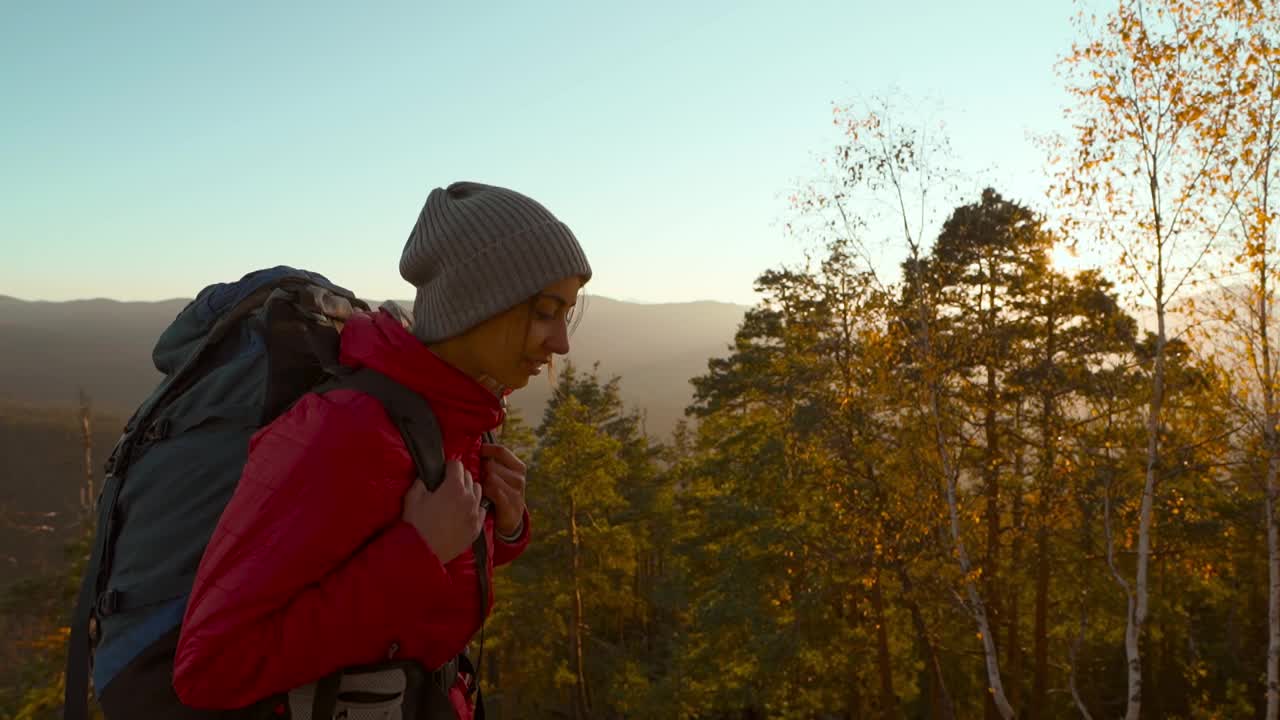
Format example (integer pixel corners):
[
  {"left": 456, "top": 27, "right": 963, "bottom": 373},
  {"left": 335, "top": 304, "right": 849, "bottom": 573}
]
[
  {"left": 316, "top": 368, "right": 446, "bottom": 490},
  {"left": 318, "top": 367, "right": 493, "bottom": 628}
]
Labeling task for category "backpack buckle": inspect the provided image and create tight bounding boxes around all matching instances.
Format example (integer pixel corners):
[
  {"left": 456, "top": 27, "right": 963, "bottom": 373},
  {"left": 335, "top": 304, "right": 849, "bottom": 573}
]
[
  {"left": 103, "top": 430, "right": 131, "bottom": 475},
  {"left": 142, "top": 418, "right": 171, "bottom": 444},
  {"left": 95, "top": 590, "right": 120, "bottom": 617},
  {"left": 87, "top": 615, "right": 101, "bottom": 645}
]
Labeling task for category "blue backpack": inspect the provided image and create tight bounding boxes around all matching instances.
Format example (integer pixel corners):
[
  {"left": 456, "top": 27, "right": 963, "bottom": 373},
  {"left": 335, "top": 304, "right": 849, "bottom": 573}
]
[{"left": 64, "top": 267, "right": 488, "bottom": 720}]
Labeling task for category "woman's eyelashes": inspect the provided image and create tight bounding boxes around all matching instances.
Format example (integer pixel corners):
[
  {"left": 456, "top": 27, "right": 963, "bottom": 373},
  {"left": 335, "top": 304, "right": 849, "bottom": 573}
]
[
  {"left": 531, "top": 296, "right": 575, "bottom": 327},
  {"left": 532, "top": 301, "right": 561, "bottom": 322}
]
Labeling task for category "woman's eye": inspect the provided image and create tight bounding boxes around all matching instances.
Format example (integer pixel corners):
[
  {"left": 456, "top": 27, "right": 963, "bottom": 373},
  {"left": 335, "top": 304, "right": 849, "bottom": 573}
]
[{"left": 531, "top": 296, "right": 574, "bottom": 325}]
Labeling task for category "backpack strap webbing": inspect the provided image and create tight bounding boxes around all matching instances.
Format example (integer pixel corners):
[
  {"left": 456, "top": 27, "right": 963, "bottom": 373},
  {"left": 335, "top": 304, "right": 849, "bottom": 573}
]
[{"left": 315, "top": 368, "right": 446, "bottom": 489}]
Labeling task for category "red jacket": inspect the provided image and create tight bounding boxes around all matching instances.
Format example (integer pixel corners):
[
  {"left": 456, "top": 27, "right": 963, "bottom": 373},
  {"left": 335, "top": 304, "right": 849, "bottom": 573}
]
[{"left": 173, "top": 309, "right": 530, "bottom": 718}]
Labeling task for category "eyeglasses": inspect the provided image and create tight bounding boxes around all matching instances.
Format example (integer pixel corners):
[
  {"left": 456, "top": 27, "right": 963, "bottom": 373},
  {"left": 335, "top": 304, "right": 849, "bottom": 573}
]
[{"left": 530, "top": 293, "right": 577, "bottom": 326}]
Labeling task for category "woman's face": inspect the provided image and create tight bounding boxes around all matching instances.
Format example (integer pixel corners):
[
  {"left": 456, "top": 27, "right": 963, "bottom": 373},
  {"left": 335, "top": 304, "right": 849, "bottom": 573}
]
[{"left": 466, "top": 275, "right": 584, "bottom": 391}]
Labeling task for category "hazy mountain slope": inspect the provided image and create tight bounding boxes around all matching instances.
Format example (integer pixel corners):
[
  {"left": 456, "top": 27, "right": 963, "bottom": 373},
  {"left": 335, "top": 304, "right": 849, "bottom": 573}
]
[{"left": 0, "top": 294, "right": 746, "bottom": 438}]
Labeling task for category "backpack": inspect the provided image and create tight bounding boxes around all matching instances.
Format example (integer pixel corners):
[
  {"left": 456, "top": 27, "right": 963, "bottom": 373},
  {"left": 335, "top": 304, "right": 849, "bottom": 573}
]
[{"left": 63, "top": 267, "right": 489, "bottom": 720}]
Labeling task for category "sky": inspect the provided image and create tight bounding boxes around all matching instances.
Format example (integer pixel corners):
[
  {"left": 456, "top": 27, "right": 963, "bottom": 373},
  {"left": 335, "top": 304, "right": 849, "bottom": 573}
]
[{"left": 1, "top": 0, "right": 1083, "bottom": 306}]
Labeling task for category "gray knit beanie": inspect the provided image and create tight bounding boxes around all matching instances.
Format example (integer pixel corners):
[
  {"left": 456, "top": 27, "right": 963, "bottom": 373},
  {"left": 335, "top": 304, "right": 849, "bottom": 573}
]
[{"left": 399, "top": 181, "right": 593, "bottom": 344}]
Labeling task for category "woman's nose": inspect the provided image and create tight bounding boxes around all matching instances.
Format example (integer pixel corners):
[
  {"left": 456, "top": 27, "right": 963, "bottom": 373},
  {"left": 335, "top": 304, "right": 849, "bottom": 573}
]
[{"left": 546, "top": 321, "right": 571, "bottom": 355}]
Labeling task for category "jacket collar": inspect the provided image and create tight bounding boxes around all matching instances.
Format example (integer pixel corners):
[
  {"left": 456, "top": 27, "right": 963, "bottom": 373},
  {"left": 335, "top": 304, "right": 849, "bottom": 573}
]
[{"left": 338, "top": 309, "right": 505, "bottom": 437}]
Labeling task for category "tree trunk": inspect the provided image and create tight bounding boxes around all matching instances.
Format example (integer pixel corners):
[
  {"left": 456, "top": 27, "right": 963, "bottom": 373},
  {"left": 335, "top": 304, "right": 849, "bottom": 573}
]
[
  {"left": 1261, "top": 225, "right": 1279, "bottom": 720},
  {"left": 1070, "top": 496, "right": 1095, "bottom": 720},
  {"left": 984, "top": 353, "right": 1002, "bottom": 720},
  {"left": 1033, "top": 390, "right": 1053, "bottom": 718},
  {"left": 919, "top": 283, "right": 1014, "bottom": 719},
  {"left": 1125, "top": 296, "right": 1164, "bottom": 720},
  {"left": 1117, "top": 157, "right": 1172, "bottom": 720},
  {"left": 896, "top": 561, "right": 956, "bottom": 720},
  {"left": 979, "top": 269, "right": 1006, "bottom": 720},
  {"left": 1033, "top": 525, "right": 1050, "bottom": 718},
  {"left": 1008, "top": 483, "right": 1022, "bottom": 715},
  {"left": 935, "top": 389, "right": 1014, "bottom": 719},
  {"left": 870, "top": 566, "right": 897, "bottom": 719},
  {"left": 78, "top": 390, "right": 94, "bottom": 517},
  {"left": 1152, "top": 555, "right": 1171, "bottom": 720},
  {"left": 1032, "top": 283, "right": 1058, "bottom": 720},
  {"left": 570, "top": 495, "right": 591, "bottom": 720},
  {"left": 1068, "top": 598, "right": 1094, "bottom": 720},
  {"left": 1268, "top": 455, "right": 1279, "bottom": 720}
]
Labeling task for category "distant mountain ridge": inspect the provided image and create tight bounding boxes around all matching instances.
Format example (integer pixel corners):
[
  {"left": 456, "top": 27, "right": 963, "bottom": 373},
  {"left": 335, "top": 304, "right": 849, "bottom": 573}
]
[{"left": 0, "top": 293, "right": 748, "bottom": 438}]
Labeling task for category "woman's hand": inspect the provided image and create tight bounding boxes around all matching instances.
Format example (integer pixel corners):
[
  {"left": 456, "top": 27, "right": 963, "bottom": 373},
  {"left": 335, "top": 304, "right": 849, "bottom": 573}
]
[
  {"left": 401, "top": 460, "right": 484, "bottom": 563},
  {"left": 478, "top": 444, "right": 527, "bottom": 538}
]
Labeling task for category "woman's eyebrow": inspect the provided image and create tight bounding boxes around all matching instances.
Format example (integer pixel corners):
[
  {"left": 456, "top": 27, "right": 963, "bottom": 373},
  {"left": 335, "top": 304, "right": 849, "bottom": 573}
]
[{"left": 537, "top": 292, "right": 574, "bottom": 307}]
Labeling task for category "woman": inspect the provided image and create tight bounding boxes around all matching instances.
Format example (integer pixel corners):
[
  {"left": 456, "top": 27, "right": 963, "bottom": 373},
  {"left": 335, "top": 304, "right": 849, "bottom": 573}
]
[{"left": 172, "top": 181, "right": 592, "bottom": 719}]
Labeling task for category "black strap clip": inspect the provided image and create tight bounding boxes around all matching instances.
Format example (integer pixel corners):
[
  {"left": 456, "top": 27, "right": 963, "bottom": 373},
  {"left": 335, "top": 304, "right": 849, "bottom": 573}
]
[{"left": 95, "top": 589, "right": 120, "bottom": 617}]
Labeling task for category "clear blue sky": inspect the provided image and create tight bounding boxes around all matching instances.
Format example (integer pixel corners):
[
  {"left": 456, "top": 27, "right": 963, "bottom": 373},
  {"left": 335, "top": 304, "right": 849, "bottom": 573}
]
[{"left": 1, "top": 0, "right": 1080, "bottom": 305}]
